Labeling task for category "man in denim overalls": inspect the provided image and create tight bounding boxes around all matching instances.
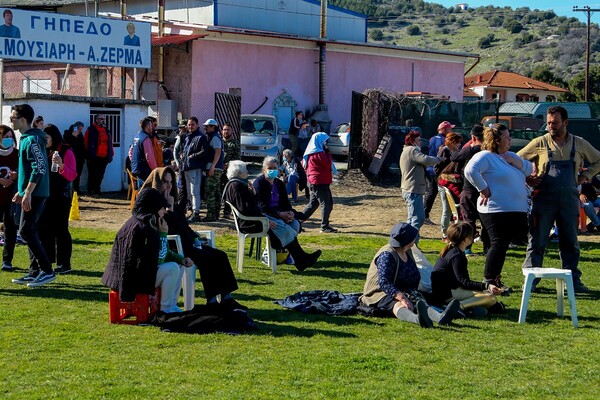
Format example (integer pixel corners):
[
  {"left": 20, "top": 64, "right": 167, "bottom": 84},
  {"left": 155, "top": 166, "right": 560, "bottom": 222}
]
[{"left": 518, "top": 106, "right": 600, "bottom": 293}]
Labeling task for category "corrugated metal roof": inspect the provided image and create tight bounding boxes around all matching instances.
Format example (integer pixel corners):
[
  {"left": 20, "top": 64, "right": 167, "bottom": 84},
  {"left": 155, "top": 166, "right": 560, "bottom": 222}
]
[{"left": 0, "top": 0, "right": 89, "bottom": 6}]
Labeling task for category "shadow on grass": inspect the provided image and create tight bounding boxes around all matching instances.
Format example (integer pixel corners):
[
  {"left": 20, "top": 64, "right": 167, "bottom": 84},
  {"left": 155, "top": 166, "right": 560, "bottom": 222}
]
[
  {"left": 72, "top": 238, "right": 115, "bottom": 246},
  {"left": 0, "top": 283, "right": 107, "bottom": 302},
  {"left": 290, "top": 260, "right": 367, "bottom": 280}
]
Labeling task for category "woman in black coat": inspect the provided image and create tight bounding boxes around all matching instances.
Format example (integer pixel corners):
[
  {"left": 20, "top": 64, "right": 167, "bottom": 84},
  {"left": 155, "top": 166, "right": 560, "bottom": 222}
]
[{"left": 141, "top": 166, "right": 245, "bottom": 310}]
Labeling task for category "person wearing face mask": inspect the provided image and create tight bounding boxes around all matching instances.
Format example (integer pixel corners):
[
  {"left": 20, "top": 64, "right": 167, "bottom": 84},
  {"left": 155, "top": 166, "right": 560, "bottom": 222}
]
[
  {"left": 253, "top": 156, "right": 303, "bottom": 236},
  {"left": 224, "top": 160, "right": 321, "bottom": 271},
  {"left": 34, "top": 124, "right": 77, "bottom": 275},
  {"left": 0, "top": 125, "right": 19, "bottom": 272},
  {"left": 63, "top": 121, "right": 86, "bottom": 193},
  {"left": 300, "top": 132, "right": 338, "bottom": 233},
  {"left": 102, "top": 188, "right": 194, "bottom": 313},
  {"left": 84, "top": 114, "right": 114, "bottom": 195}
]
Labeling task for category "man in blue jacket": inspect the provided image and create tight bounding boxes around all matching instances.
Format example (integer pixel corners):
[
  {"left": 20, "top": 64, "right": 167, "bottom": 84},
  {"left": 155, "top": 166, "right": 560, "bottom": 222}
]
[
  {"left": 182, "top": 117, "right": 210, "bottom": 223},
  {"left": 9, "top": 104, "right": 55, "bottom": 287}
]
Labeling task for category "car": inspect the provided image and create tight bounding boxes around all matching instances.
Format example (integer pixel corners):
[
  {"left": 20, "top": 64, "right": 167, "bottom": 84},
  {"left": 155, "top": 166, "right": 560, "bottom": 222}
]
[
  {"left": 328, "top": 122, "right": 350, "bottom": 157},
  {"left": 240, "top": 114, "right": 283, "bottom": 161}
]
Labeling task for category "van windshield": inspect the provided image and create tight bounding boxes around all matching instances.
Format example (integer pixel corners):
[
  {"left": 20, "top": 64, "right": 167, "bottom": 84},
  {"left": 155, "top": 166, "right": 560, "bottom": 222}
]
[{"left": 241, "top": 117, "right": 275, "bottom": 135}]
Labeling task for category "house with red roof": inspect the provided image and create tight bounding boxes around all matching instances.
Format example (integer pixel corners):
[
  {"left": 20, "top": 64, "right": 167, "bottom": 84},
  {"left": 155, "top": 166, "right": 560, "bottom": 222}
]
[{"left": 464, "top": 70, "right": 569, "bottom": 102}]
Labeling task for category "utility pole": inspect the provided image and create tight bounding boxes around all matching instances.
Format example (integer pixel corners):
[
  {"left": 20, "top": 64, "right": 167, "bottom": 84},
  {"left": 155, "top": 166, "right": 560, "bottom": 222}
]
[{"left": 573, "top": 6, "right": 599, "bottom": 101}]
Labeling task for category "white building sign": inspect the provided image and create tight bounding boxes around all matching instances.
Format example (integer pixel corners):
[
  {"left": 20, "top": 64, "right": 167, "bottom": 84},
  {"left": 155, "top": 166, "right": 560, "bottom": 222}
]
[{"left": 0, "top": 8, "right": 151, "bottom": 68}]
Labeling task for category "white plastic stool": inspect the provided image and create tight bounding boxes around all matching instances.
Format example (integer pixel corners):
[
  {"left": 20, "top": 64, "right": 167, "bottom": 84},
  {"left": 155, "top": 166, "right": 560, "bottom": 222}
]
[{"left": 519, "top": 268, "right": 578, "bottom": 327}]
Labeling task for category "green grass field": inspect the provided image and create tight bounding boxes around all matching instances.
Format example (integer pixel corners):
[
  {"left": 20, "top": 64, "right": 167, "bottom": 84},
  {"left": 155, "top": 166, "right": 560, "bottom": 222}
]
[{"left": 1, "top": 227, "right": 599, "bottom": 399}]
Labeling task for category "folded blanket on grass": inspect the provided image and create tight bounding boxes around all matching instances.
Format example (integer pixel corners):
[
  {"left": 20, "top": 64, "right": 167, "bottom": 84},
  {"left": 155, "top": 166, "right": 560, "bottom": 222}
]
[{"left": 275, "top": 290, "right": 361, "bottom": 315}]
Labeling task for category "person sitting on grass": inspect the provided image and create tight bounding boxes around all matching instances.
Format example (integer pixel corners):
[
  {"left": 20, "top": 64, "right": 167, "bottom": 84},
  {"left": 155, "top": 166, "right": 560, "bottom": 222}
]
[
  {"left": 102, "top": 188, "right": 193, "bottom": 313},
  {"left": 141, "top": 166, "right": 246, "bottom": 311},
  {"left": 359, "top": 222, "right": 461, "bottom": 328},
  {"left": 224, "top": 160, "right": 321, "bottom": 272},
  {"left": 431, "top": 221, "right": 505, "bottom": 317}
]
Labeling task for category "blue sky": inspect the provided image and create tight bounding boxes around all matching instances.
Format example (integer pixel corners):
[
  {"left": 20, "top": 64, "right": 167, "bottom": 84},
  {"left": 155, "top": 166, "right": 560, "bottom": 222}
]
[{"left": 434, "top": 1, "right": 600, "bottom": 22}]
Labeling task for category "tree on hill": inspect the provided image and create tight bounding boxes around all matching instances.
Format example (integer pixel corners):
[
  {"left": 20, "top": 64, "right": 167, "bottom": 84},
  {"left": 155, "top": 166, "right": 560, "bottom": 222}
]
[
  {"left": 406, "top": 25, "right": 421, "bottom": 35},
  {"left": 569, "top": 66, "right": 600, "bottom": 101},
  {"left": 369, "top": 29, "right": 384, "bottom": 41},
  {"left": 503, "top": 19, "right": 523, "bottom": 33}
]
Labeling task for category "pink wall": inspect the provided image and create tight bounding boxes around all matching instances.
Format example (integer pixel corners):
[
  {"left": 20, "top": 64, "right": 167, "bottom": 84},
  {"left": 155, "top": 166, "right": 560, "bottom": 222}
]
[{"left": 190, "top": 39, "right": 466, "bottom": 128}]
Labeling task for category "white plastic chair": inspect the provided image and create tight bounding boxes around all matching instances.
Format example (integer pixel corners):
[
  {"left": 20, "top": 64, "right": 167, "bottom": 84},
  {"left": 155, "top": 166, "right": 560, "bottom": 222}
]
[
  {"left": 226, "top": 201, "right": 277, "bottom": 273},
  {"left": 519, "top": 268, "right": 578, "bottom": 327},
  {"left": 167, "top": 230, "right": 216, "bottom": 311}
]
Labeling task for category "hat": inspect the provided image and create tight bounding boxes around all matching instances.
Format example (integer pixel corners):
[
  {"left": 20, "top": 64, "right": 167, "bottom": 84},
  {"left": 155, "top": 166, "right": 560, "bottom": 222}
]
[
  {"left": 203, "top": 118, "right": 218, "bottom": 126},
  {"left": 389, "top": 222, "right": 419, "bottom": 248},
  {"left": 437, "top": 121, "right": 455, "bottom": 132},
  {"left": 73, "top": 121, "right": 84, "bottom": 127}
]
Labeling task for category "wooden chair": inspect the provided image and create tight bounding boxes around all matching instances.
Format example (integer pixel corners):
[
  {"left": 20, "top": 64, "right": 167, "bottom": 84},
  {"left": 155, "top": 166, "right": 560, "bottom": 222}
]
[
  {"left": 225, "top": 201, "right": 277, "bottom": 273},
  {"left": 125, "top": 168, "right": 139, "bottom": 210}
]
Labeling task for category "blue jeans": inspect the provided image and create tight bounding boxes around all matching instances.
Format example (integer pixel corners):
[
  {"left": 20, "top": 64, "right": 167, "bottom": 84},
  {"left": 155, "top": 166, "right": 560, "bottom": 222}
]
[
  {"left": 402, "top": 191, "right": 425, "bottom": 231},
  {"left": 285, "top": 174, "right": 299, "bottom": 201},
  {"left": 184, "top": 169, "right": 203, "bottom": 213},
  {"left": 582, "top": 198, "right": 600, "bottom": 226},
  {"left": 19, "top": 196, "right": 52, "bottom": 274}
]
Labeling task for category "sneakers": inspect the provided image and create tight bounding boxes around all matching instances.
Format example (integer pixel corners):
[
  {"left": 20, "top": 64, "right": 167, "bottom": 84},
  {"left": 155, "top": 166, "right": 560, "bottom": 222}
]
[
  {"left": 12, "top": 271, "right": 39, "bottom": 284},
  {"left": 423, "top": 218, "right": 435, "bottom": 225},
  {"left": 416, "top": 300, "right": 433, "bottom": 328},
  {"left": 54, "top": 265, "right": 72, "bottom": 274},
  {"left": 221, "top": 297, "right": 248, "bottom": 312},
  {"left": 438, "top": 299, "right": 461, "bottom": 325},
  {"left": 26, "top": 271, "right": 56, "bottom": 287},
  {"left": 1, "top": 262, "right": 14, "bottom": 272},
  {"left": 574, "top": 283, "right": 591, "bottom": 293},
  {"left": 320, "top": 225, "right": 338, "bottom": 233},
  {"left": 485, "top": 276, "right": 512, "bottom": 297}
]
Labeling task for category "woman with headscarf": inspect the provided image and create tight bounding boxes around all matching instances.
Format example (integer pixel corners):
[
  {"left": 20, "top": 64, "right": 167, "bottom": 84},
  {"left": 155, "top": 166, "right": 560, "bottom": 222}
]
[
  {"left": 102, "top": 188, "right": 193, "bottom": 313},
  {"left": 142, "top": 166, "right": 245, "bottom": 310},
  {"left": 34, "top": 124, "right": 77, "bottom": 274},
  {"left": 301, "top": 132, "right": 337, "bottom": 233},
  {"left": 0, "top": 125, "right": 18, "bottom": 272},
  {"left": 359, "top": 222, "right": 461, "bottom": 328},
  {"left": 224, "top": 160, "right": 321, "bottom": 271}
]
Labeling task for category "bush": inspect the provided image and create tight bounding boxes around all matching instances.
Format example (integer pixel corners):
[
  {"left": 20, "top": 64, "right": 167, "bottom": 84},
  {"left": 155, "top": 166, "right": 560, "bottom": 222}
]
[
  {"left": 369, "top": 29, "right": 384, "bottom": 41},
  {"left": 504, "top": 19, "right": 524, "bottom": 33},
  {"left": 406, "top": 25, "right": 421, "bottom": 35},
  {"left": 478, "top": 34, "right": 495, "bottom": 48}
]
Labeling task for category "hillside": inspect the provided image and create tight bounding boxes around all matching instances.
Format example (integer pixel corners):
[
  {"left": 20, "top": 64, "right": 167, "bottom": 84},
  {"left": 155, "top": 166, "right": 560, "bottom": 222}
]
[{"left": 331, "top": 1, "right": 599, "bottom": 87}]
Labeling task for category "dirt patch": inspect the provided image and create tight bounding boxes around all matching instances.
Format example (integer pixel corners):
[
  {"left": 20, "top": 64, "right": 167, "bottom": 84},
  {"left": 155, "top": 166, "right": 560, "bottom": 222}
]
[{"left": 71, "top": 170, "right": 599, "bottom": 244}]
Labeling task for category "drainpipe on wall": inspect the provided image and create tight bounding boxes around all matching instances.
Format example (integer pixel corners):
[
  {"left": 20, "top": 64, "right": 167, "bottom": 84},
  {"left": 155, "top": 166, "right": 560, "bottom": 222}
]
[
  {"left": 120, "top": 0, "right": 127, "bottom": 98},
  {"left": 311, "top": 0, "right": 332, "bottom": 132},
  {"left": 158, "top": 0, "right": 165, "bottom": 84}
]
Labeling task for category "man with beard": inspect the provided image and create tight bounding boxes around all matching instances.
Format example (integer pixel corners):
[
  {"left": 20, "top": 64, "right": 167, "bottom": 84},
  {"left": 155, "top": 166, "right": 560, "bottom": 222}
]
[{"left": 518, "top": 106, "right": 600, "bottom": 293}]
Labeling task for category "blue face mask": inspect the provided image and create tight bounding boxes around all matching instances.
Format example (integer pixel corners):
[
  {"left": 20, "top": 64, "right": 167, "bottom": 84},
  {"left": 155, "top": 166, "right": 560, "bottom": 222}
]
[
  {"left": 1, "top": 138, "right": 14, "bottom": 149},
  {"left": 266, "top": 169, "right": 279, "bottom": 179}
]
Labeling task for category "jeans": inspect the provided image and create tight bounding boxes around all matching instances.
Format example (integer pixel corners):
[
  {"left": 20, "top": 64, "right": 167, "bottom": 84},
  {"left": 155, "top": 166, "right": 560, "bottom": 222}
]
[
  {"left": 285, "top": 174, "right": 299, "bottom": 201},
  {"left": 480, "top": 211, "right": 528, "bottom": 281},
  {"left": 523, "top": 190, "right": 581, "bottom": 284},
  {"left": 402, "top": 191, "right": 425, "bottom": 231},
  {"left": 184, "top": 169, "right": 203, "bottom": 213},
  {"left": 19, "top": 196, "right": 52, "bottom": 274},
  {"left": 302, "top": 183, "right": 333, "bottom": 228},
  {"left": 582, "top": 198, "right": 600, "bottom": 226},
  {"left": 438, "top": 185, "right": 451, "bottom": 237}
]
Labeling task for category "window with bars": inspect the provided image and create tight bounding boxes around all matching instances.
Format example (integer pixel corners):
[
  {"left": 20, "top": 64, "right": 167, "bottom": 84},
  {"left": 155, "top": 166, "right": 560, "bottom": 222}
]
[{"left": 90, "top": 110, "right": 121, "bottom": 147}]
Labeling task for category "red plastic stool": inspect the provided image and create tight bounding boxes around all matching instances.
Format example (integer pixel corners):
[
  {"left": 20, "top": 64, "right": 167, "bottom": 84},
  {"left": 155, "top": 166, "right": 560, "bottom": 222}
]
[{"left": 108, "top": 288, "right": 161, "bottom": 324}]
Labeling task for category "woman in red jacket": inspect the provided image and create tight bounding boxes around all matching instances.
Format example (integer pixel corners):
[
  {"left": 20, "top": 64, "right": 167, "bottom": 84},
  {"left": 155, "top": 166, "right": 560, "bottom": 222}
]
[{"left": 301, "top": 132, "right": 337, "bottom": 233}]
